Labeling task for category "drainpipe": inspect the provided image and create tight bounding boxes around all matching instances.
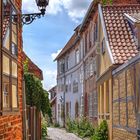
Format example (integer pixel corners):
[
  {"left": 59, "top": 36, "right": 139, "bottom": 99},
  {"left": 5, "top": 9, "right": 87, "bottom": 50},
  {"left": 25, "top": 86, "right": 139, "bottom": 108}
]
[
  {"left": 22, "top": 78, "right": 28, "bottom": 140},
  {"left": 63, "top": 68, "right": 66, "bottom": 127},
  {"left": 0, "top": 0, "right": 3, "bottom": 116}
]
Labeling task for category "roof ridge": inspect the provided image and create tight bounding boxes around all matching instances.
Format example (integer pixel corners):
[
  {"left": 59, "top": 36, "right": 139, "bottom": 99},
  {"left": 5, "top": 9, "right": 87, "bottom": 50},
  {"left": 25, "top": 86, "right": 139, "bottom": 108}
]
[{"left": 102, "top": 4, "right": 140, "bottom": 7}]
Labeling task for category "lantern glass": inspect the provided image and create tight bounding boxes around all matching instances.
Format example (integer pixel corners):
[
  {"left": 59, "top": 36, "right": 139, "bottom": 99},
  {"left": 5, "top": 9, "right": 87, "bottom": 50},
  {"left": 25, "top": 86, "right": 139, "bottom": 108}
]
[
  {"left": 36, "top": 0, "right": 49, "bottom": 7},
  {"left": 35, "top": 0, "right": 49, "bottom": 15}
]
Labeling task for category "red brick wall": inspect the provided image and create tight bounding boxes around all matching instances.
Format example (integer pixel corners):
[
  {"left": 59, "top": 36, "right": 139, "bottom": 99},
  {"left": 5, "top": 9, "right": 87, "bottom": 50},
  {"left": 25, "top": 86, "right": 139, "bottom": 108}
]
[
  {"left": 22, "top": 52, "right": 43, "bottom": 80},
  {"left": 0, "top": 0, "right": 23, "bottom": 139}
]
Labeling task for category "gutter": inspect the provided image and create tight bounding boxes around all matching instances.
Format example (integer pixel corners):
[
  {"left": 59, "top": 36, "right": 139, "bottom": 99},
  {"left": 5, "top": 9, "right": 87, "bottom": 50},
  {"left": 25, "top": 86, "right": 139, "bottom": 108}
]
[{"left": 54, "top": 35, "right": 80, "bottom": 61}]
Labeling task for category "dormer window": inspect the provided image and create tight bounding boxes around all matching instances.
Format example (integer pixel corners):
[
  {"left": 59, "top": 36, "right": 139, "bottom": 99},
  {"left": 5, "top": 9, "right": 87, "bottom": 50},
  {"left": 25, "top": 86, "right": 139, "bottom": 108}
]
[{"left": 124, "top": 13, "right": 140, "bottom": 50}]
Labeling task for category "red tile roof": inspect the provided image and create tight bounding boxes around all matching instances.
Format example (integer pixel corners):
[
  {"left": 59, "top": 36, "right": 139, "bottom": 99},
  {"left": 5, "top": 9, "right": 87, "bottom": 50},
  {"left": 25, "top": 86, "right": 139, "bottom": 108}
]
[
  {"left": 22, "top": 52, "right": 43, "bottom": 80},
  {"left": 102, "top": 4, "right": 140, "bottom": 64}
]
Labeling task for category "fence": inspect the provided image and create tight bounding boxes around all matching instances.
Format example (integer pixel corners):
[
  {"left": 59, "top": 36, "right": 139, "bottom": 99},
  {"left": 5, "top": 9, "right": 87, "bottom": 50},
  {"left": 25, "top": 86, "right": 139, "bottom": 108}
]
[{"left": 26, "top": 106, "right": 42, "bottom": 140}]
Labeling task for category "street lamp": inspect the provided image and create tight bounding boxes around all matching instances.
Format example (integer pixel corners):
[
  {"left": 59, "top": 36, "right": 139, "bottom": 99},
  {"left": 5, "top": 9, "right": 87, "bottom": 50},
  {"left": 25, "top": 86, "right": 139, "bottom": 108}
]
[{"left": 21, "top": 0, "right": 49, "bottom": 25}]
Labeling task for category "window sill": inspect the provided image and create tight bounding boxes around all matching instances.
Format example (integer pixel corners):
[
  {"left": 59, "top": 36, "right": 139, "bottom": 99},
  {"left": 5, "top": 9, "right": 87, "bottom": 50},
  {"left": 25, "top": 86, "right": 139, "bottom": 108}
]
[{"left": 1, "top": 109, "right": 20, "bottom": 116}]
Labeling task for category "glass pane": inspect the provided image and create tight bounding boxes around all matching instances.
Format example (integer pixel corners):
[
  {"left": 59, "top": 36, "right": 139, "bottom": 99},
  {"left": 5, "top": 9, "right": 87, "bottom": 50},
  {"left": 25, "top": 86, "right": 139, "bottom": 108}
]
[
  {"left": 12, "top": 84, "right": 18, "bottom": 108},
  {"left": 3, "top": 28, "right": 10, "bottom": 50},
  {"left": 3, "top": 55, "right": 10, "bottom": 75},
  {"left": 12, "top": 61, "right": 17, "bottom": 77},
  {"left": 12, "top": 23, "right": 17, "bottom": 44},
  {"left": 12, "top": 43, "right": 18, "bottom": 56},
  {"left": 3, "top": 75, "right": 10, "bottom": 108},
  {"left": 3, "top": 1, "right": 11, "bottom": 50}
]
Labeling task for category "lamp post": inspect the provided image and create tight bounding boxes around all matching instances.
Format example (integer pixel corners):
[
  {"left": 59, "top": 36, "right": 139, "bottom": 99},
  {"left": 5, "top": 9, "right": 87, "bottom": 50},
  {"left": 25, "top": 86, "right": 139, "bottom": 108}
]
[
  {"left": 3, "top": 0, "right": 49, "bottom": 25},
  {"left": 21, "top": 0, "right": 49, "bottom": 25}
]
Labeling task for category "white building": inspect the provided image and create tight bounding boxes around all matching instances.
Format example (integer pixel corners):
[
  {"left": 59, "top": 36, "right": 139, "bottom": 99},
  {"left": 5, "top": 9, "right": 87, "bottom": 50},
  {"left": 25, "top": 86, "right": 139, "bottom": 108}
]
[{"left": 55, "top": 26, "right": 84, "bottom": 126}]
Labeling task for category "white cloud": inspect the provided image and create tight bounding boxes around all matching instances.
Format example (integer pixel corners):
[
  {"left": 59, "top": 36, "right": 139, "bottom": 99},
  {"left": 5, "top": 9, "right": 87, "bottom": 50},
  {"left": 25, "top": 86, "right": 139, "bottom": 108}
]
[
  {"left": 61, "top": 0, "right": 91, "bottom": 22},
  {"left": 51, "top": 49, "right": 62, "bottom": 60},
  {"left": 22, "top": 0, "right": 91, "bottom": 22},
  {"left": 43, "top": 69, "right": 57, "bottom": 90}
]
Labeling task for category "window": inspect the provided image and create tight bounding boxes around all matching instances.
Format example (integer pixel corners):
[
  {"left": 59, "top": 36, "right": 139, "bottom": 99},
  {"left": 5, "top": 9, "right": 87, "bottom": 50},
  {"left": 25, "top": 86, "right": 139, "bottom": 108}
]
[
  {"left": 65, "top": 56, "right": 69, "bottom": 70},
  {"left": 90, "top": 62, "right": 93, "bottom": 76},
  {"left": 89, "top": 94, "right": 93, "bottom": 118},
  {"left": 3, "top": 55, "right": 10, "bottom": 75},
  {"left": 94, "top": 22, "right": 98, "bottom": 42},
  {"left": 101, "top": 38, "right": 105, "bottom": 54},
  {"left": 3, "top": 28, "right": 10, "bottom": 50},
  {"left": 59, "top": 60, "right": 65, "bottom": 74},
  {"left": 73, "top": 80, "right": 78, "bottom": 93},
  {"left": 12, "top": 43, "right": 18, "bottom": 56},
  {"left": 2, "top": 1, "right": 18, "bottom": 112},
  {"left": 89, "top": 31, "right": 91, "bottom": 48},
  {"left": 85, "top": 34, "right": 88, "bottom": 53},
  {"left": 12, "top": 84, "right": 18, "bottom": 108},
  {"left": 65, "top": 84, "right": 68, "bottom": 93},
  {"left": 66, "top": 102, "right": 69, "bottom": 117},
  {"left": 93, "top": 92, "right": 98, "bottom": 117},
  {"left": 75, "top": 102, "right": 79, "bottom": 118},
  {"left": 3, "top": 80, "right": 10, "bottom": 108},
  {"left": 12, "top": 61, "right": 17, "bottom": 77},
  {"left": 76, "top": 49, "right": 80, "bottom": 64}
]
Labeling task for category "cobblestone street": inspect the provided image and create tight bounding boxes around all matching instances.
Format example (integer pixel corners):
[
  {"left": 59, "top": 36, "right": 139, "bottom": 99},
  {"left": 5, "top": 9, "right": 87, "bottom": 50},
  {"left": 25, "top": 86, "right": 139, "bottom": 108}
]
[{"left": 47, "top": 127, "right": 82, "bottom": 140}]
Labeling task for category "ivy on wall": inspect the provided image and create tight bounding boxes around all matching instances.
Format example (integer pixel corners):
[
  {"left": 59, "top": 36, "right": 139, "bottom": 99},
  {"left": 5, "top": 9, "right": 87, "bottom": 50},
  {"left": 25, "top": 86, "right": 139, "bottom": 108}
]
[{"left": 23, "top": 58, "right": 51, "bottom": 117}]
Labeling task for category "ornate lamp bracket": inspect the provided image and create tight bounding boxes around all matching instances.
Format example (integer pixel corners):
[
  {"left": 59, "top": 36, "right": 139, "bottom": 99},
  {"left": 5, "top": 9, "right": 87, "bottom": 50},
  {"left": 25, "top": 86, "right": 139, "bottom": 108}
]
[{"left": 21, "top": 12, "right": 44, "bottom": 25}]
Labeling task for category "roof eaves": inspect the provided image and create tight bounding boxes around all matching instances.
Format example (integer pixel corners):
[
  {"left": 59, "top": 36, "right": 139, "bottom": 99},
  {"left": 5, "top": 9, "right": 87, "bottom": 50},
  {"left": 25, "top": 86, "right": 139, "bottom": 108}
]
[
  {"left": 79, "top": 1, "right": 95, "bottom": 32},
  {"left": 54, "top": 34, "right": 80, "bottom": 61},
  {"left": 99, "top": 4, "right": 115, "bottom": 64}
]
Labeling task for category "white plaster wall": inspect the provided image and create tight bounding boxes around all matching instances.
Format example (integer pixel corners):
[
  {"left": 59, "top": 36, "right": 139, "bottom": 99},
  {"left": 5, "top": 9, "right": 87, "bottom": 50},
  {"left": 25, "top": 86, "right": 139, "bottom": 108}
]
[{"left": 56, "top": 42, "right": 85, "bottom": 125}]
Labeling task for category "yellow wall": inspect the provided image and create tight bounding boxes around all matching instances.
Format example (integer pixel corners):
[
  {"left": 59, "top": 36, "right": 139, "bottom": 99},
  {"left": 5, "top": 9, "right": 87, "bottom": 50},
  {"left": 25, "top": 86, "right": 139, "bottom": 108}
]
[
  {"left": 98, "top": 78, "right": 112, "bottom": 140},
  {"left": 98, "top": 17, "right": 112, "bottom": 76},
  {"left": 97, "top": 16, "right": 113, "bottom": 140}
]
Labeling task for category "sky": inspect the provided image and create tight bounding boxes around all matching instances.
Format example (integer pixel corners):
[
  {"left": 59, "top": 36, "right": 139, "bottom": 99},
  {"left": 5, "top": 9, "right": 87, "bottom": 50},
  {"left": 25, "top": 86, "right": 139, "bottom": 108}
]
[{"left": 22, "top": 0, "right": 92, "bottom": 90}]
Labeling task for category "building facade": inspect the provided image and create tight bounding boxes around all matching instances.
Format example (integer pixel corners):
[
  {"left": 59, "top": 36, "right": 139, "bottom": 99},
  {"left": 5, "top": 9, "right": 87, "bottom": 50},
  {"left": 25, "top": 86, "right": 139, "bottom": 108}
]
[
  {"left": 55, "top": 0, "right": 140, "bottom": 139},
  {"left": 79, "top": 1, "right": 99, "bottom": 125},
  {"left": 0, "top": 0, "right": 23, "bottom": 139},
  {"left": 56, "top": 29, "right": 84, "bottom": 126},
  {"left": 49, "top": 86, "right": 57, "bottom": 124},
  {"left": 97, "top": 1, "right": 140, "bottom": 140},
  {"left": 56, "top": 1, "right": 99, "bottom": 126}
]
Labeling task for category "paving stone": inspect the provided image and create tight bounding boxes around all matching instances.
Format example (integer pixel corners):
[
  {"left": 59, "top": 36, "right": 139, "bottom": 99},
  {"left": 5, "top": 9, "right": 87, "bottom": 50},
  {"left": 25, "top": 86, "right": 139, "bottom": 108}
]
[{"left": 47, "top": 127, "right": 82, "bottom": 140}]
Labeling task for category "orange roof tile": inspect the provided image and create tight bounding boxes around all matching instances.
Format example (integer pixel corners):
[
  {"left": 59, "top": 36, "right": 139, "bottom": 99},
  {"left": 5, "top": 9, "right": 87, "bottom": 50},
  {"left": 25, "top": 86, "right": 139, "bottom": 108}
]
[
  {"left": 22, "top": 52, "right": 43, "bottom": 80},
  {"left": 102, "top": 4, "right": 140, "bottom": 64}
]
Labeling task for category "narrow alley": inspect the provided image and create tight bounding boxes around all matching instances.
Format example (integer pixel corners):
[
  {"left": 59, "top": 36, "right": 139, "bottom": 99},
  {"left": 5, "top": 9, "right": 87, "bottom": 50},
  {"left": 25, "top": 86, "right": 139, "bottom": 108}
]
[{"left": 47, "top": 128, "right": 82, "bottom": 140}]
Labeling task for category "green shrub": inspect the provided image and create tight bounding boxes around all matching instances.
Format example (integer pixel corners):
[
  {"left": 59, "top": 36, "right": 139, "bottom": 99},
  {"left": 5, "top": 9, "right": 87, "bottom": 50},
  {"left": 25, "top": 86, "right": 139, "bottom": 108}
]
[
  {"left": 54, "top": 123, "right": 60, "bottom": 128},
  {"left": 41, "top": 119, "right": 48, "bottom": 138},
  {"left": 91, "top": 120, "right": 108, "bottom": 140},
  {"left": 66, "top": 117, "right": 94, "bottom": 138}
]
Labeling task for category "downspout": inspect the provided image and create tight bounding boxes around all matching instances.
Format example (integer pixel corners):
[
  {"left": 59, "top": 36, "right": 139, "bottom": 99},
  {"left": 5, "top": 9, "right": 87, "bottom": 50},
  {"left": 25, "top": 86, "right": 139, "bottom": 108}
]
[
  {"left": 63, "top": 67, "right": 66, "bottom": 127},
  {"left": 0, "top": 0, "right": 2, "bottom": 115},
  {"left": 22, "top": 78, "right": 28, "bottom": 140}
]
